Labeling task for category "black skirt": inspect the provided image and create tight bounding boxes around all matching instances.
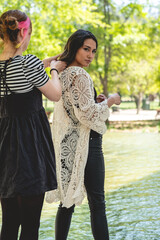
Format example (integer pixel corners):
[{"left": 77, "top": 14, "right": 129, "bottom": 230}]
[{"left": 0, "top": 88, "right": 57, "bottom": 198}]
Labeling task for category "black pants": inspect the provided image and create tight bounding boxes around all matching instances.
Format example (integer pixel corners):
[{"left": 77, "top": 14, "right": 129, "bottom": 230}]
[
  {"left": 0, "top": 194, "right": 44, "bottom": 240},
  {"left": 55, "top": 136, "right": 109, "bottom": 240}
]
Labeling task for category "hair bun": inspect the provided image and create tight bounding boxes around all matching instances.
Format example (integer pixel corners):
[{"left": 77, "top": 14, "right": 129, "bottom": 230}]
[{"left": 4, "top": 16, "right": 18, "bottom": 30}]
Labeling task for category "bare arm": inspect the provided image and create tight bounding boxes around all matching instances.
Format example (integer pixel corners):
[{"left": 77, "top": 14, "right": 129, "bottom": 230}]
[
  {"left": 97, "top": 93, "right": 121, "bottom": 107},
  {"left": 38, "top": 60, "right": 66, "bottom": 101},
  {"left": 107, "top": 94, "right": 121, "bottom": 107}
]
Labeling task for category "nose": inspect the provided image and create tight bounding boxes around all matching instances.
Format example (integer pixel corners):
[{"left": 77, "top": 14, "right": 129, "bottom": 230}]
[{"left": 88, "top": 51, "right": 93, "bottom": 59}]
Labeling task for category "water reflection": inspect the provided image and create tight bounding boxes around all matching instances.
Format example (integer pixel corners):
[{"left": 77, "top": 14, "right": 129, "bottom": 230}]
[
  {"left": 0, "top": 132, "right": 160, "bottom": 239},
  {"left": 104, "top": 132, "right": 160, "bottom": 239},
  {"left": 104, "top": 132, "right": 160, "bottom": 192},
  {"left": 107, "top": 172, "right": 160, "bottom": 239}
]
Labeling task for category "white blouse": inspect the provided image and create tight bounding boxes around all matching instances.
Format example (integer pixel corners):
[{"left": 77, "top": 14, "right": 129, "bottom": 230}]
[{"left": 45, "top": 66, "right": 110, "bottom": 208}]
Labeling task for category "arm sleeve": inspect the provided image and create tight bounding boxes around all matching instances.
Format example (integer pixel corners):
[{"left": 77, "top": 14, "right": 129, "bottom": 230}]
[
  {"left": 69, "top": 70, "right": 110, "bottom": 134},
  {"left": 23, "top": 54, "right": 49, "bottom": 87}
]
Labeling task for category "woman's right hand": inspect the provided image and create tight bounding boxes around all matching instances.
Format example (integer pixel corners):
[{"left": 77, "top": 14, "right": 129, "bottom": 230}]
[
  {"left": 39, "top": 60, "right": 66, "bottom": 102},
  {"left": 50, "top": 60, "right": 67, "bottom": 73},
  {"left": 111, "top": 93, "right": 121, "bottom": 105},
  {"left": 43, "top": 54, "right": 61, "bottom": 68},
  {"left": 107, "top": 93, "right": 121, "bottom": 108}
]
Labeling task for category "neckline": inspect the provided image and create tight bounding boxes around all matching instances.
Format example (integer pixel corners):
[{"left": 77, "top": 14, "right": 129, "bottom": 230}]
[
  {"left": 63, "top": 66, "right": 83, "bottom": 73},
  {"left": 0, "top": 55, "right": 22, "bottom": 62},
  {"left": 66, "top": 66, "right": 82, "bottom": 69}
]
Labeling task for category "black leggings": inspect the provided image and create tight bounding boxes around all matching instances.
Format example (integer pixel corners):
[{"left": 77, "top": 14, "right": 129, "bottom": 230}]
[
  {"left": 55, "top": 136, "right": 109, "bottom": 240},
  {"left": 0, "top": 194, "right": 44, "bottom": 240}
]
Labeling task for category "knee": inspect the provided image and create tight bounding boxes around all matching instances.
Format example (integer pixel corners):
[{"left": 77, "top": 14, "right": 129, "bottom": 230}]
[
  {"left": 87, "top": 192, "right": 106, "bottom": 212},
  {"left": 58, "top": 203, "right": 75, "bottom": 215}
]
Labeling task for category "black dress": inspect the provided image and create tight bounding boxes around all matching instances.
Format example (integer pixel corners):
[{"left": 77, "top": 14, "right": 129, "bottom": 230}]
[{"left": 0, "top": 56, "right": 57, "bottom": 198}]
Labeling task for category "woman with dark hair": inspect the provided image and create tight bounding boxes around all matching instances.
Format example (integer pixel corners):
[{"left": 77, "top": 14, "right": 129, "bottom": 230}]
[
  {"left": 0, "top": 9, "right": 66, "bottom": 240},
  {"left": 46, "top": 29, "right": 121, "bottom": 240}
]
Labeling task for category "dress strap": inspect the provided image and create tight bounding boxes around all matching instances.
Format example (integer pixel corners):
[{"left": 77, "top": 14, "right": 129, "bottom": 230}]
[{"left": 0, "top": 58, "right": 13, "bottom": 97}]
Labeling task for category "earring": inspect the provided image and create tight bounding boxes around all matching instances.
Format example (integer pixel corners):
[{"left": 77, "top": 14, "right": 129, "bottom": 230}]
[{"left": 15, "top": 42, "right": 22, "bottom": 49}]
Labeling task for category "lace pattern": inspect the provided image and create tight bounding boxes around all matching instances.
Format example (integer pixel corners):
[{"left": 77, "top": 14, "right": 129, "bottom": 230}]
[{"left": 45, "top": 67, "right": 110, "bottom": 208}]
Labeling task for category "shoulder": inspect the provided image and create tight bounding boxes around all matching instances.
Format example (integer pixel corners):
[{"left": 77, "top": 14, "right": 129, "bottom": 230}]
[
  {"left": 60, "top": 66, "right": 91, "bottom": 84},
  {"left": 22, "top": 54, "right": 44, "bottom": 69},
  {"left": 66, "top": 66, "right": 89, "bottom": 77}
]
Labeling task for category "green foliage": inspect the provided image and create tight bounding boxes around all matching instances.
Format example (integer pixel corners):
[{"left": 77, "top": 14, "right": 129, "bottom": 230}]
[
  {"left": 1, "top": 0, "right": 160, "bottom": 105},
  {"left": 1, "top": 0, "right": 102, "bottom": 58},
  {"left": 155, "top": 62, "right": 160, "bottom": 89}
]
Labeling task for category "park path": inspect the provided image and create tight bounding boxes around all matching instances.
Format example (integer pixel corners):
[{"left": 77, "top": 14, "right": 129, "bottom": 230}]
[{"left": 109, "top": 109, "right": 160, "bottom": 121}]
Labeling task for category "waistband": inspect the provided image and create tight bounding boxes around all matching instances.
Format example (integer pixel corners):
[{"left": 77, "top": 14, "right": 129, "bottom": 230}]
[
  {"left": 0, "top": 90, "right": 43, "bottom": 118},
  {"left": 90, "top": 130, "right": 102, "bottom": 139}
]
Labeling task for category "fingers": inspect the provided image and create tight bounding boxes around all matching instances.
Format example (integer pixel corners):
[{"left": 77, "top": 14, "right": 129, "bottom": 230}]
[
  {"left": 50, "top": 60, "right": 67, "bottom": 73},
  {"left": 96, "top": 96, "right": 106, "bottom": 103},
  {"left": 43, "top": 54, "right": 62, "bottom": 68},
  {"left": 98, "top": 94, "right": 106, "bottom": 98},
  {"left": 109, "top": 93, "right": 121, "bottom": 105},
  {"left": 51, "top": 54, "right": 62, "bottom": 60}
]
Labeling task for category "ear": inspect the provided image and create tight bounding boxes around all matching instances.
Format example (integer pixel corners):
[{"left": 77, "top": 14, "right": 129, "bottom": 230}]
[
  {"left": 17, "top": 29, "right": 24, "bottom": 43},
  {"left": 15, "top": 29, "right": 25, "bottom": 48},
  {"left": 19, "top": 28, "right": 25, "bottom": 38}
]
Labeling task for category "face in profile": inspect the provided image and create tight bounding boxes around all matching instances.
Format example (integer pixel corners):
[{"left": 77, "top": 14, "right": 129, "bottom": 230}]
[{"left": 73, "top": 38, "right": 97, "bottom": 68}]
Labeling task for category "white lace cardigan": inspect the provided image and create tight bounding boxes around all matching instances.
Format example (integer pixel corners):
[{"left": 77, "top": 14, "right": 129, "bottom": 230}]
[{"left": 45, "top": 66, "right": 110, "bottom": 208}]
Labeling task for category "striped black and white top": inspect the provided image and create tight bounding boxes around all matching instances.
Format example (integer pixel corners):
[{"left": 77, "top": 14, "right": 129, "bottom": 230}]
[{"left": 0, "top": 54, "right": 49, "bottom": 97}]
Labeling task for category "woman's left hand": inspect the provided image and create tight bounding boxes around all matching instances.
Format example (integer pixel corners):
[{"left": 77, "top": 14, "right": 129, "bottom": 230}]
[
  {"left": 50, "top": 60, "right": 67, "bottom": 73},
  {"left": 42, "top": 54, "right": 61, "bottom": 68},
  {"left": 96, "top": 94, "right": 107, "bottom": 103}
]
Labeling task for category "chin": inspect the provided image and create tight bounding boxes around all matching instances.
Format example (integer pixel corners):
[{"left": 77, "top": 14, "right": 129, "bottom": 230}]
[{"left": 83, "top": 63, "right": 89, "bottom": 67}]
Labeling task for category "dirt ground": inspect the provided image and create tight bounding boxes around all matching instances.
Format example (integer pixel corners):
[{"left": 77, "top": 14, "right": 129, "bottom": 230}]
[{"left": 109, "top": 109, "right": 160, "bottom": 121}]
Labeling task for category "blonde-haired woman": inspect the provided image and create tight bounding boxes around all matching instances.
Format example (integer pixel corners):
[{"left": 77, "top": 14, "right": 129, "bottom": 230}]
[{"left": 0, "top": 10, "right": 66, "bottom": 240}]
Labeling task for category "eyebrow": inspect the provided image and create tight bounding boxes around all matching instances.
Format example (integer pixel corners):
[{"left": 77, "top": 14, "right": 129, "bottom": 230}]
[{"left": 83, "top": 45, "right": 97, "bottom": 50}]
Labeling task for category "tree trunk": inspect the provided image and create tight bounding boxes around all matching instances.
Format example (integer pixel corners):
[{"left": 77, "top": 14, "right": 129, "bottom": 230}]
[
  {"left": 102, "top": 0, "right": 112, "bottom": 98},
  {"left": 134, "top": 92, "right": 143, "bottom": 114}
]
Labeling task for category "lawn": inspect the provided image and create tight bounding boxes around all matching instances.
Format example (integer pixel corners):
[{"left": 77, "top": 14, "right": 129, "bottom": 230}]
[{"left": 42, "top": 98, "right": 160, "bottom": 112}]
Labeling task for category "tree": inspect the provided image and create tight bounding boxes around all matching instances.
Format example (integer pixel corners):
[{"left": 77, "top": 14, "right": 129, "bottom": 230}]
[
  {"left": 88, "top": 0, "right": 114, "bottom": 97},
  {"left": 1, "top": 0, "right": 160, "bottom": 112},
  {"left": 155, "top": 63, "right": 160, "bottom": 106},
  {"left": 124, "top": 60, "right": 157, "bottom": 113},
  {"left": 0, "top": 0, "right": 103, "bottom": 60}
]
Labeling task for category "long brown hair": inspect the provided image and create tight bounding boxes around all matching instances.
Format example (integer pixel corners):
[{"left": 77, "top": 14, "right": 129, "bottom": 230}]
[{"left": 59, "top": 29, "right": 98, "bottom": 66}]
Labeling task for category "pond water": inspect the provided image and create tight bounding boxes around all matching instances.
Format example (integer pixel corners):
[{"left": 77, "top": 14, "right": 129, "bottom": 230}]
[{"left": 0, "top": 132, "right": 160, "bottom": 240}]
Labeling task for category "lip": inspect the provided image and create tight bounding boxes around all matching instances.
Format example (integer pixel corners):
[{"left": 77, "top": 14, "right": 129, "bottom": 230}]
[{"left": 85, "top": 60, "right": 91, "bottom": 64}]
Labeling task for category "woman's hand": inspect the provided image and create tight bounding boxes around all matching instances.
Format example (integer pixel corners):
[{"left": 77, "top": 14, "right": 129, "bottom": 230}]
[
  {"left": 39, "top": 59, "right": 66, "bottom": 102},
  {"left": 50, "top": 60, "right": 67, "bottom": 73},
  {"left": 111, "top": 93, "right": 121, "bottom": 105},
  {"left": 96, "top": 94, "right": 107, "bottom": 103},
  {"left": 107, "top": 93, "right": 121, "bottom": 108},
  {"left": 42, "top": 54, "right": 61, "bottom": 68}
]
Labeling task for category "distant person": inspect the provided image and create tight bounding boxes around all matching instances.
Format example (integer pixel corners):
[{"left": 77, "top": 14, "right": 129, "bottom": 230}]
[
  {"left": 0, "top": 10, "right": 66, "bottom": 240},
  {"left": 117, "top": 91, "right": 121, "bottom": 99},
  {"left": 46, "top": 29, "right": 121, "bottom": 240}
]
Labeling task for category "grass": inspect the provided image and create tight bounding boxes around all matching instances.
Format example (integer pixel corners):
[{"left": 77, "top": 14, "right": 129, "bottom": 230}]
[
  {"left": 107, "top": 120, "right": 160, "bottom": 133},
  {"left": 42, "top": 99, "right": 160, "bottom": 113},
  {"left": 149, "top": 101, "right": 160, "bottom": 110},
  {"left": 158, "top": 121, "right": 160, "bottom": 133},
  {"left": 119, "top": 101, "right": 136, "bottom": 109},
  {"left": 113, "top": 100, "right": 160, "bottom": 110},
  {"left": 43, "top": 98, "right": 54, "bottom": 113},
  {"left": 42, "top": 98, "right": 160, "bottom": 132}
]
